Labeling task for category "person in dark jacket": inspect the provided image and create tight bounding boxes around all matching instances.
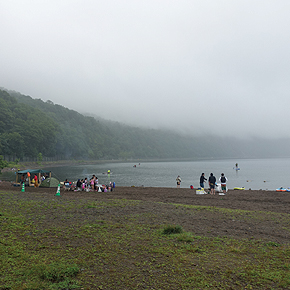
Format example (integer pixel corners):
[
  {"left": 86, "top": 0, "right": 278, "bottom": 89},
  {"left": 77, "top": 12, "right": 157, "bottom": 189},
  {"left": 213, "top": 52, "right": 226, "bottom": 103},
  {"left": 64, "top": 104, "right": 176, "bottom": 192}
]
[
  {"left": 76, "top": 179, "right": 82, "bottom": 191},
  {"left": 208, "top": 173, "right": 216, "bottom": 195},
  {"left": 200, "top": 173, "right": 207, "bottom": 189}
]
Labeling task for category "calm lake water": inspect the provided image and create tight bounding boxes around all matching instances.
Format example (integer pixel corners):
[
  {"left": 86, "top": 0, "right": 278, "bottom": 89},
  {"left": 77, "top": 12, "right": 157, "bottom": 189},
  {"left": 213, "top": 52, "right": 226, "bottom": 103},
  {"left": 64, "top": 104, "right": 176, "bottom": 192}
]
[{"left": 2, "top": 158, "right": 288, "bottom": 190}]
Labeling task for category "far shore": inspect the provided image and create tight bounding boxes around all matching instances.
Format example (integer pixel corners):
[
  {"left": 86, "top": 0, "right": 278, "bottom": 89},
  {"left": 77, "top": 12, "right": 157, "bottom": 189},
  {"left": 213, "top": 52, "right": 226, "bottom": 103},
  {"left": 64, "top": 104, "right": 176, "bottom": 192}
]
[
  {"left": 1, "top": 159, "right": 135, "bottom": 173},
  {"left": 1, "top": 156, "right": 249, "bottom": 173}
]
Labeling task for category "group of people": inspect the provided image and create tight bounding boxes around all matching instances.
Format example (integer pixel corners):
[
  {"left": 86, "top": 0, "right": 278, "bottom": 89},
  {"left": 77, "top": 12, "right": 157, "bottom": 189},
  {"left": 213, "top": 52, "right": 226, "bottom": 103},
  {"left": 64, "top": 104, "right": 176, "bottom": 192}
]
[
  {"left": 176, "top": 172, "right": 228, "bottom": 195},
  {"left": 64, "top": 175, "right": 115, "bottom": 192},
  {"left": 200, "top": 172, "right": 228, "bottom": 195},
  {"left": 20, "top": 173, "right": 47, "bottom": 187}
]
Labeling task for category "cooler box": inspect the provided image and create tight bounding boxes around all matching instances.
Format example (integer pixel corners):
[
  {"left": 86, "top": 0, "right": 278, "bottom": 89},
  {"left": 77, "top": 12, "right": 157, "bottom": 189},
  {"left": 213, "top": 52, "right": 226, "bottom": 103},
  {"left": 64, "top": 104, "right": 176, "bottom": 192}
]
[{"left": 196, "top": 189, "right": 205, "bottom": 194}]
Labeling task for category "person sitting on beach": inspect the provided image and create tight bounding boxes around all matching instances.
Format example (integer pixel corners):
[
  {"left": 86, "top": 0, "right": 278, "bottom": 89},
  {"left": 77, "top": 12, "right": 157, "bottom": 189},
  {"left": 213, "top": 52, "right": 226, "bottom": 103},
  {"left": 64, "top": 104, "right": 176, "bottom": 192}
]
[
  {"left": 76, "top": 179, "right": 82, "bottom": 191},
  {"left": 84, "top": 177, "right": 88, "bottom": 188},
  {"left": 208, "top": 173, "right": 216, "bottom": 195},
  {"left": 64, "top": 179, "right": 70, "bottom": 190},
  {"left": 81, "top": 179, "right": 85, "bottom": 190},
  {"left": 94, "top": 177, "right": 98, "bottom": 190}
]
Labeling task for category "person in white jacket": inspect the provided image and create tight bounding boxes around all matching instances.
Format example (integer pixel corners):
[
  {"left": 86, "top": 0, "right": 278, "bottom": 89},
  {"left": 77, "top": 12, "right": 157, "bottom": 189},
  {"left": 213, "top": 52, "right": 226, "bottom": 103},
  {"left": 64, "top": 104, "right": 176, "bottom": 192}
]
[
  {"left": 219, "top": 173, "right": 228, "bottom": 194},
  {"left": 176, "top": 175, "right": 181, "bottom": 188}
]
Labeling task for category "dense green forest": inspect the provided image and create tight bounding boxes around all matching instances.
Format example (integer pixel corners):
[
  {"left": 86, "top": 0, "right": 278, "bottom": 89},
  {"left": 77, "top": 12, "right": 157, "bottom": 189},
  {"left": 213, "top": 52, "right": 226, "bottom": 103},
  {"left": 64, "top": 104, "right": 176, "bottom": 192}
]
[{"left": 1, "top": 88, "right": 290, "bottom": 162}]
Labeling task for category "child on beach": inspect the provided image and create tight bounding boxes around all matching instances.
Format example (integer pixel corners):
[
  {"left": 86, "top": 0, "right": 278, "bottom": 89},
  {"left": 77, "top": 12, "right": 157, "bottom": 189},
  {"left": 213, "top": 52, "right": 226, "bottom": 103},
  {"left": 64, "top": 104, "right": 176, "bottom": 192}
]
[
  {"left": 176, "top": 175, "right": 181, "bottom": 188},
  {"left": 90, "top": 177, "right": 95, "bottom": 191}
]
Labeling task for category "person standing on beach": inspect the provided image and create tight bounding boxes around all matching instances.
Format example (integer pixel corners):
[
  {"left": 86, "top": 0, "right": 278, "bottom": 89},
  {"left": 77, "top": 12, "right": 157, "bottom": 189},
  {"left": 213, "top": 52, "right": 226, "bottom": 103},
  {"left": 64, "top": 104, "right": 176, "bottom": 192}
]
[
  {"left": 176, "top": 175, "right": 181, "bottom": 188},
  {"left": 34, "top": 174, "right": 38, "bottom": 187},
  {"left": 90, "top": 175, "right": 95, "bottom": 190},
  {"left": 208, "top": 173, "right": 216, "bottom": 195},
  {"left": 219, "top": 173, "right": 228, "bottom": 194},
  {"left": 200, "top": 173, "right": 207, "bottom": 189}
]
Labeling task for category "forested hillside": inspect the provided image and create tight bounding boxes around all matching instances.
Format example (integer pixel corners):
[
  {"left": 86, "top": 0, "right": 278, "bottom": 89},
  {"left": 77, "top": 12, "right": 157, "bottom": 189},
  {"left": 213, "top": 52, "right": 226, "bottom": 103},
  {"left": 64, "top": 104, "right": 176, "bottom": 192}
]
[
  {"left": 1, "top": 88, "right": 290, "bottom": 161},
  {"left": 1, "top": 89, "right": 214, "bottom": 161},
  {"left": 0, "top": 90, "right": 58, "bottom": 159}
]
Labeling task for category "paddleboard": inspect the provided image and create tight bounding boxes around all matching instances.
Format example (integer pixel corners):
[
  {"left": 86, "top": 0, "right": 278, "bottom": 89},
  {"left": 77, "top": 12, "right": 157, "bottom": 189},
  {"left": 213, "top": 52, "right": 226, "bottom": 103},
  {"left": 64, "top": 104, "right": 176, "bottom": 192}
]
[{"left": 233, "top": 187, "right": 245, "bottom": 190}]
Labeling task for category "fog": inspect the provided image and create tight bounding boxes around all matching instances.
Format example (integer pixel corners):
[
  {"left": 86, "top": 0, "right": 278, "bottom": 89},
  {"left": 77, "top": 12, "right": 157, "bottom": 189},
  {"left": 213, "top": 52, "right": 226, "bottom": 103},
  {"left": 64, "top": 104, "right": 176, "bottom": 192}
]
[{"left": 1, "top": 1, "right": 290, "bottom": 138}]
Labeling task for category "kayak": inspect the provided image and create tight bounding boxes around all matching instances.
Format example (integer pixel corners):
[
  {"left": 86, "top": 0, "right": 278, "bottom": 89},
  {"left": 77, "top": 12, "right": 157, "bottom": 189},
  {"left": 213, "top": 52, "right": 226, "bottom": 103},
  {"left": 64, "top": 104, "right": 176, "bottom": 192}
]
[
  {"left": 233, "top": 187, "right": 245, "bottom": 190},
  {"left": 276, "top": 187, "right": 287, "bottom": 192}
]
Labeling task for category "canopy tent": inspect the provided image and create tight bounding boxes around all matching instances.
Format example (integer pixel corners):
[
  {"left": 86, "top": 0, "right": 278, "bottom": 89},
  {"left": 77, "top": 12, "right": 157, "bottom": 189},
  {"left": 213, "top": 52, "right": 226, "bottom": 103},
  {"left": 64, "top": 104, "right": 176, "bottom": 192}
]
[
  {"left": 39, "top": 177, "right": 60, "bottom": 188},
  {"left": 16, "top": 169, "right": 51, "bottom": 186},
  {"left": 17, "top": 169, "right": 51, "bottom": 175}
]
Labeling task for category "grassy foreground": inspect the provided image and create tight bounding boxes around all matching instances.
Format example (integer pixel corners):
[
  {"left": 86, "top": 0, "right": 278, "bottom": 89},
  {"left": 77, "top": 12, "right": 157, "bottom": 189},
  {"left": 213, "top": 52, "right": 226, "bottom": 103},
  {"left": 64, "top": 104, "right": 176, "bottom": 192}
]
[{"left": 0, "top": 191, "right": 290, "bottom": 289}]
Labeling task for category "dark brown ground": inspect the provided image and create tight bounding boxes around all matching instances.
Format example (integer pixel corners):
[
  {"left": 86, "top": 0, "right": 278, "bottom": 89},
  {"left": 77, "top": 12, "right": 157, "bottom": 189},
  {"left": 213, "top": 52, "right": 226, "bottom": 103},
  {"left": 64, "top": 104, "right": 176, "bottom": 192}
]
[{"left": 1, "top": 181, "right": 290, "bottom": 244}]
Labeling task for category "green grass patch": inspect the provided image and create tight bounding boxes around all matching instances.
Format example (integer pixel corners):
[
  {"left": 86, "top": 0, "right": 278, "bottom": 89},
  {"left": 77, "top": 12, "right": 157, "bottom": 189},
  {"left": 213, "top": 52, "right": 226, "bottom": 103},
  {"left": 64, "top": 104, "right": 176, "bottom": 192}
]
[{"left": 162, "top": 225, "right": 183, "bottom": 235}]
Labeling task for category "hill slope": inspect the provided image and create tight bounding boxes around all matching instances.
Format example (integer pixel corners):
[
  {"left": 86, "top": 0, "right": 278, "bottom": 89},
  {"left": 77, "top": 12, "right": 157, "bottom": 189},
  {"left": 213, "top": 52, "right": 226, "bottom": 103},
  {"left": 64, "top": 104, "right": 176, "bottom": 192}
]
[{"left": 1, "top": 88, "right": 290, "bottom": 161}]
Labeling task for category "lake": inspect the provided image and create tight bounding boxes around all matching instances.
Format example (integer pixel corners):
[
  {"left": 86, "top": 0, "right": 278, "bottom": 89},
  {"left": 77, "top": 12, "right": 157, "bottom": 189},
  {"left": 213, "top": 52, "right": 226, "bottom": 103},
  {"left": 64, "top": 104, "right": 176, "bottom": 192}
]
[
  {"left": 2, "top": 158, "right": 287, "bottom": 190},
  {"left": 0, "top": 158, "right": 290, "bottom": 190}
]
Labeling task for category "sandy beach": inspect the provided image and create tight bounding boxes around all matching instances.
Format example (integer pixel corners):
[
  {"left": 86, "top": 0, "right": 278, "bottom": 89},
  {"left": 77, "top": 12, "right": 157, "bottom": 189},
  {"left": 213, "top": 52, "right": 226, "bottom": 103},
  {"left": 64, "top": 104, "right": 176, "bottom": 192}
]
[{"left": 1, "top": 181, "right": 289, "bottom": 245}]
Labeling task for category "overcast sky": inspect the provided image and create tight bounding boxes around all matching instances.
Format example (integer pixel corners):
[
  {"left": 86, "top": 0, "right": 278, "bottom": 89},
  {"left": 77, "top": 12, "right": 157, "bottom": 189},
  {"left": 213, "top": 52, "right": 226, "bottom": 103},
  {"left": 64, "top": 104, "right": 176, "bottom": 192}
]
[{"left": 1, "top": 1, "right": 290, "bottom": 138}]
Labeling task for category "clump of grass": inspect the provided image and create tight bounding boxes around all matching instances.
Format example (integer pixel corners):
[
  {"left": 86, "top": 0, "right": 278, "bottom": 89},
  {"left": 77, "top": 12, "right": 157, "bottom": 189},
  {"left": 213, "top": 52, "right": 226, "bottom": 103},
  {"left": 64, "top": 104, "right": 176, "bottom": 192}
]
[
  {"left": 38, "top": 263, "right": 80, "bottom": 283},
  {"left": 266, "top": 241, "right": 280, "bottom": 247},
  {"left": 176, "top": 232, "right": 195, "bottom": 243},
  {"left": 49, "top": 279, "right": 80, "bottom": 290},
  {"left": 162, "top": 225, "right": 183, "bottom": 235}
]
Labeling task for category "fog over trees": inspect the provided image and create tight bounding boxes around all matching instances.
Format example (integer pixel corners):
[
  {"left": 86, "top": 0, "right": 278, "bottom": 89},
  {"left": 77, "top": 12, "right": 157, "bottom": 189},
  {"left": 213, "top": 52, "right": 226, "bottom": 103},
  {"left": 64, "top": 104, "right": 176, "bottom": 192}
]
[
  {"left": 2, "top": 2, "right": 290, "bottom": 140},
  {"left": 1, "top": 89, "right": 290, "bottom": 162}
]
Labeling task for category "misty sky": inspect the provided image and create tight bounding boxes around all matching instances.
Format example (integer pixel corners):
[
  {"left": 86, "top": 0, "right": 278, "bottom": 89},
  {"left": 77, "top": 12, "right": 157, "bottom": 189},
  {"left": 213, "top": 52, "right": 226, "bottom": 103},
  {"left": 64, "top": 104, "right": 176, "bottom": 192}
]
[{"left": 1, "top": 1, "right": 290, "bottom": 138}]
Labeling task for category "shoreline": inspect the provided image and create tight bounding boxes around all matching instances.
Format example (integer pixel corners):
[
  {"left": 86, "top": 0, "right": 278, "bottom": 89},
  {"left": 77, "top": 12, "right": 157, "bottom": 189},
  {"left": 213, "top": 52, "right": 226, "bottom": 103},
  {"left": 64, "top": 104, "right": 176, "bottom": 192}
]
[
  {"left": 1, "top": 181, "right": 290, "bottom": 216},
  {"left": 0, "top": 179, "right": 284, "bottom": 193}
]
